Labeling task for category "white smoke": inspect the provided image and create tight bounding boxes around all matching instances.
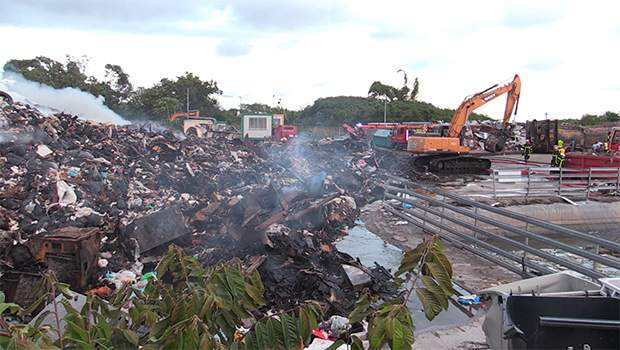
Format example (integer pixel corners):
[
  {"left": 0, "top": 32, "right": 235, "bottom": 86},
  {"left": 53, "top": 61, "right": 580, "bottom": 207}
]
[{"left": 0, "top": 73, "right": 128, "bottom": 125}]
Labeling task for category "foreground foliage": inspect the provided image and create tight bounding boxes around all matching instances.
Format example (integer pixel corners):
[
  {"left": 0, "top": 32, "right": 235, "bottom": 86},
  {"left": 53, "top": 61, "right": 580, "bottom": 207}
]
[
  {"left": 0, "top": 236, "right": 452, "bottom": 349},
  {"left": 343, "top": 235, "right": 453, "bottom": 350}
]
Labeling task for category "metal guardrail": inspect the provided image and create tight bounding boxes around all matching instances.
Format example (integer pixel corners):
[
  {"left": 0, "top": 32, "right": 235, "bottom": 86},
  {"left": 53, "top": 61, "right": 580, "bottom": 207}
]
[
  {"left": 491, "top": 167, "right": 620, "bottom": 198},
  {"left": 384, "top": 175, "right": 620, "bottom": 282}
]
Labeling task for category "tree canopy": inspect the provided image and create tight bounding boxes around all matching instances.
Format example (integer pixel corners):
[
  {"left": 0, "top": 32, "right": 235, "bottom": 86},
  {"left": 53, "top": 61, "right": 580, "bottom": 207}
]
[
  {"left": 128, "top": 72, "right": 222, "bottom": 122},
  {"left": 368, "top": 69, "right": 419, "bottom": 102},
  {"left": 2, "top": 56, "right": 617, "bottom": 129},
  {"left": 295, "top": 96, "right": 488, "bottom": 128},
  {"left": 563, "top": 111, "right": 620, "bottom": 127}
]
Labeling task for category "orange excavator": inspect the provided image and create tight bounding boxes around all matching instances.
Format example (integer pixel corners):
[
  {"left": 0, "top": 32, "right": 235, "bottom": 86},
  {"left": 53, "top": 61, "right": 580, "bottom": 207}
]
[
  {"left": 408, "top": 74, "right": 521, "bottom": 173},
  {"left": 169, "top": 110, "right": 199, "bottom": 123}
]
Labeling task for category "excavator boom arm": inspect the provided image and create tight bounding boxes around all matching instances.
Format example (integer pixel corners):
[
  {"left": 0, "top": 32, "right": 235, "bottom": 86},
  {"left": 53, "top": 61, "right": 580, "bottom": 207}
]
[
  {"left": 169, "top": 110, "right": 200, "bottom": 123},
  {"left": 447, "top": 74, "right": 521, "bottom": 137}
]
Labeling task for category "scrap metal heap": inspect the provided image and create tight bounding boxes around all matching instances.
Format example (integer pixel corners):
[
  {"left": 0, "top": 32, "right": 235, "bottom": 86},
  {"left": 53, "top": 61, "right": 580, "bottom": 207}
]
[{"left": 0, "top": 101, "right": 395, "bottom": 316}]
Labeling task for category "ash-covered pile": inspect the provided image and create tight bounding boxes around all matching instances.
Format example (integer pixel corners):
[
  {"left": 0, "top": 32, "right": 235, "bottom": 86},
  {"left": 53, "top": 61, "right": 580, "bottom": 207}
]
[{"left": 0, "top": 101, "right": 395, "bottom": 315}]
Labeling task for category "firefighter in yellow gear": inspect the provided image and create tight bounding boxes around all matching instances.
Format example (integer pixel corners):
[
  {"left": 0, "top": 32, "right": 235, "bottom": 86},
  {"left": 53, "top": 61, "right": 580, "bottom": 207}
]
[
  {"left": 551, "top": 145, "right": 559, "bottom": 167},
  {"left": 523, "top": 139, "right": 532, "bottom": 163},
  {"left": 557, "top": 148, "right": 566, "bottom": 167}
]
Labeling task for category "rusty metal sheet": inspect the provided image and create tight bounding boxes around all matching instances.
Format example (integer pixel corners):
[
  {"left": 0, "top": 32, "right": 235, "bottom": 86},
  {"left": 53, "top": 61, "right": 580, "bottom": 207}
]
[{"left": 29, "top": 227, "right": 102, "bottom": 260}]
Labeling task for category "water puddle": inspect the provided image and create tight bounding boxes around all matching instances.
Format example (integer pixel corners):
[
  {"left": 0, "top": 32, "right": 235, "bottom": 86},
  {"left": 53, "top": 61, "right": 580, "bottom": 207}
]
[{"left": 335, "top": 221, "right": 473, "bottom": 334}]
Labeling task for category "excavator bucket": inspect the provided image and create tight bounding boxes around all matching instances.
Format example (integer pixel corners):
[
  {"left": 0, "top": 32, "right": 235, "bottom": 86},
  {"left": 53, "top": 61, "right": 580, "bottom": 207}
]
[
  {"left": 484, "top": 131, "right": 510, "bottom": 153},
  {"left": 0, "top": 91, "right": 14, "bottom": 107}
]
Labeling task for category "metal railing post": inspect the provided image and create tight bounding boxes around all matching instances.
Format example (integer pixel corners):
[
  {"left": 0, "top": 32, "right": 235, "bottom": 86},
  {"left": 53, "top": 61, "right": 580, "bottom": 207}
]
[
  {"left": 594, "top": 245, "right": 600, "bottom": 271},
  {"left": 422, "top": 193, "right": 429, "bottom": 230},
  {"left": 527, "top": 167, "right": 531, "bottom": 197},
  {"left": 493, "top": 170, "right": 497, "bottom": 198},
  {"left": 523, "top": 222, "right": 530, "bottom": 268},
  {"left": 439, "top": 195, "right": 446, "bottom": 234},
  {"left": 587, "top": 168, "right": 592, "bottom": 200},
  {"left": 383, "top": 177, "right": 620, "bottom": 280},
  {"left": 473, "top": 207, "right": 479, "bottom": 240},
  {"left": 558, "top": 168, "right": 563, "bottom": 196}
]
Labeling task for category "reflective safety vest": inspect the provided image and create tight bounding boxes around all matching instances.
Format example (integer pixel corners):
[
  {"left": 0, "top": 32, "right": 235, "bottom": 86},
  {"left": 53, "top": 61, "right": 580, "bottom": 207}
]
[
  {"left": 557, "top": 155, "right": 566, "bottom": 167},
  {"left": 523, "top": 145, "right": 532, "bottom": 156},
  {"left": 551, "top": 152, "right": 559, "bottom": 166}
]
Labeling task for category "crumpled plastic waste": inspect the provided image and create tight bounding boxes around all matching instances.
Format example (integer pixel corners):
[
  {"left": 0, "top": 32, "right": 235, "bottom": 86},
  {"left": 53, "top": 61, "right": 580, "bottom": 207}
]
[
  {"left": 56, "top": 180, "right": 77, "bottom": 207},
  {"left": 457, "top": 295, "right": 484, "bottom": 307},
  {"left": 105, "top": 270, "right": 136, "bottom": 290}
]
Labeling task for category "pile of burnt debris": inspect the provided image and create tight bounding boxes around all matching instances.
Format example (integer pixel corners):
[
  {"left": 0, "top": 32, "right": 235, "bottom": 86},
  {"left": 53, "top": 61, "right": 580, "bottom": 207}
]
[{"left": 0, "top": 102, "right": 400, "bottom": 317}]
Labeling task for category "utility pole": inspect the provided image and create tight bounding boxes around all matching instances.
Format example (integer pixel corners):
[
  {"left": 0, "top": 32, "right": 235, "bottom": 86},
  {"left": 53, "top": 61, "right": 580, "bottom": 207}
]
[
  {"left": 384, "top": 98, "right": 387, "bottom": 123},
  {"left": 186, "top": 88, "right": 190, "bottom": 113},
  {"left": 239, "top": 96, "right": 242, "bottom": 112}
]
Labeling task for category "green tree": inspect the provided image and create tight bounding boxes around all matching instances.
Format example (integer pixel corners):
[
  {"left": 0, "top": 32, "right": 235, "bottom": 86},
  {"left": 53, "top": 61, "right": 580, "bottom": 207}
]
[
  {"left": 411, "top": 77, "right": 420, "bottom": 101},
  {"left": 0, "top": 236, "right": 453, "bottom": 350},
  {"left": 368, "top": 81, "right": 396, "bottom": 102},
  {"left": 3, "top": 56, "right": 89, "bottom": 90},
  {"left": 131, "top": 72, "right": 222, "bottom": 123},
  {"left": 296, "top": 96, "right": 487, "bottom": 127},
  {"left": 154, "top": 97, "right": 183, "bottom": 124},
  {"left": 603, "top": 111, "right": 620, "bottom": 123},
  {"left": 244, "top": 102, "right": 271, "bottom": 114},
  {"left": 395, "top": 69, "right": 411, "bottom": 101},
  {"left": 3, "top": 56, "right": 135, "bottom": 116},
  {"left": 104, "top": 64, "right": 133, "bottom": 96},
  {"left": 368, "top": 70, "right": 420, "bottom": 103}
]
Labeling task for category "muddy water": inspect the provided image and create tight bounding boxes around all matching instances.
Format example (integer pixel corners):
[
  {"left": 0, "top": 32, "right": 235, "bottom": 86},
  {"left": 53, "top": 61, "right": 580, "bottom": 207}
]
[{"left": 335, "top": 222, "right": 472, "bottom": 333}]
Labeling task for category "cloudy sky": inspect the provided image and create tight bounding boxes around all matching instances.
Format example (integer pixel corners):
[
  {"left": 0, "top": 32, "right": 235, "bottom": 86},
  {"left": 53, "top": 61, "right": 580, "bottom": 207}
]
[{"left": 1, "top": 0, "right": 619, "bottom": 123}]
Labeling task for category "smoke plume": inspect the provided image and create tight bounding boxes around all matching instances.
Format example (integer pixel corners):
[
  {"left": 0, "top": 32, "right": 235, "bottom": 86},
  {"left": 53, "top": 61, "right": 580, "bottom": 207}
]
[{"left": 0, "top": 73, "right": 128, "bottom": 125}]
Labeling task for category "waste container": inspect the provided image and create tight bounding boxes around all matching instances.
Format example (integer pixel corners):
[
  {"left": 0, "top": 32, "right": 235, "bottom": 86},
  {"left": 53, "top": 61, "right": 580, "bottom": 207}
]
[
  {"left": 477, "top": 271, "right": 620, "bottom": 350},
  {"left": 371, "top": 129, "right": 393, "bottom": 148},
  {"left": 504, "top": 294, "right": 619, "bottom": 349}
]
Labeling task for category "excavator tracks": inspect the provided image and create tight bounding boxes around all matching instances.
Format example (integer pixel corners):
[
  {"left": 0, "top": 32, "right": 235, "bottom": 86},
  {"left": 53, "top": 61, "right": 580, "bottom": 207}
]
[{"left": 412, "top": 155, "right": 492, "bottom": 174}]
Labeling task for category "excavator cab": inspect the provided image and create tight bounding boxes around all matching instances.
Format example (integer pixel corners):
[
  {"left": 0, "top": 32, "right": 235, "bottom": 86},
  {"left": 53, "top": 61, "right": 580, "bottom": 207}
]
[{"left": 431, "top": 124, "right": 454, "bottom": 138}]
